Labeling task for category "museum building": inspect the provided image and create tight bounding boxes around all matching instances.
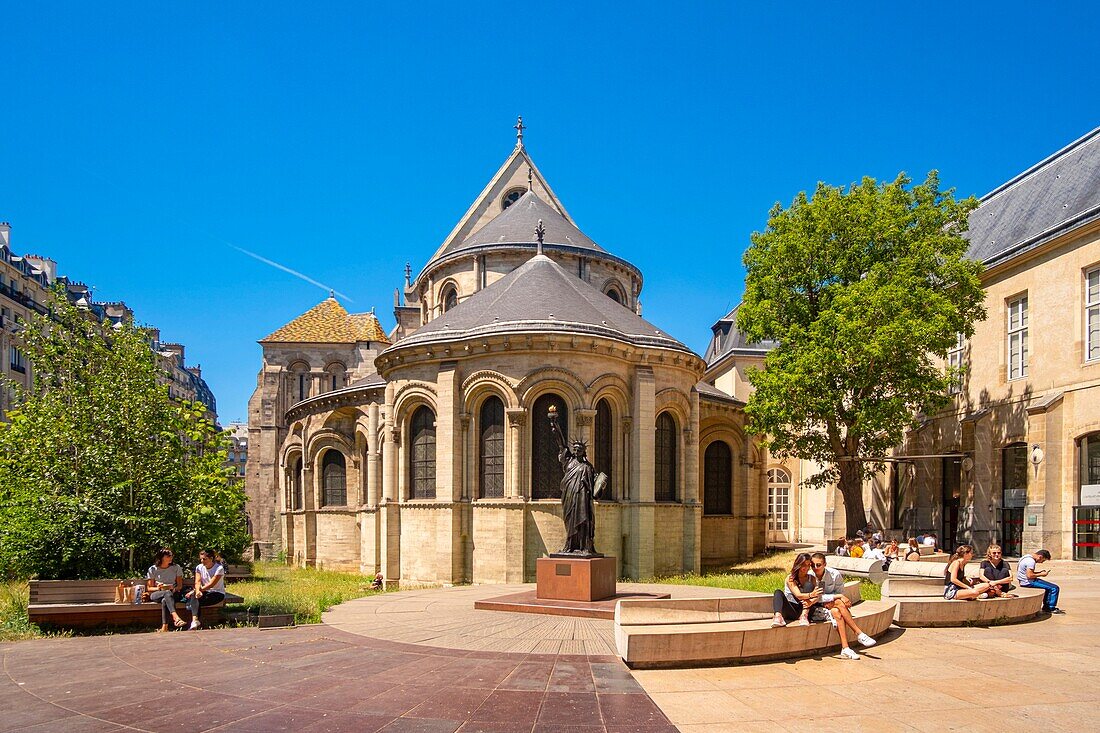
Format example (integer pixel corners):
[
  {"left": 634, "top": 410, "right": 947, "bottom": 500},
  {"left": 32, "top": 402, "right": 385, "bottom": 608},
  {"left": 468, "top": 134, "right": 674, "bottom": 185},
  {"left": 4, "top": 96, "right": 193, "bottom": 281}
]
[{"left": 246, "top": 128, "right": 766, "bottom": 583}]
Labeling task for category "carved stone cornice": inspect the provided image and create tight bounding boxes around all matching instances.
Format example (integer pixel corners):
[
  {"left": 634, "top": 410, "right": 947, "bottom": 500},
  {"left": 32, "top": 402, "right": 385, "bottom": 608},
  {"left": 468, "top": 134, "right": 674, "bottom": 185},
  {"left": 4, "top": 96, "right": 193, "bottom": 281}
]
[{"left": 506, "top": 408, "right": 527, "bottom": 427}]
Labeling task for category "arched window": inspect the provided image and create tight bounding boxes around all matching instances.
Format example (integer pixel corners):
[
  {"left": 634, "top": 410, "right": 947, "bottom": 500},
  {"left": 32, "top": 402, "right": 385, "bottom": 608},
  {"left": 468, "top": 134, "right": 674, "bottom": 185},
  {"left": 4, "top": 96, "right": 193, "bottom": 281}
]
[
  {"left": 767, "top": 468, "right": 791, "bottom": 531},
  {"left": 655, "top": 412, "right": 678, "bottom": 502},
  {"left": 291, "top": 456, "right": 303, "bottom": 510},
  {"left": 441, "top": 285, "right": 458, "bottom": 313},
  {"left": 606, "top": 289, "right": 622, "bottom": 304},
  {"left": 703, "top": 441, "right": 732, "bottom": 515},
  {"left": 290, "top": 362, "right": 310, "bottom": 402},
  {"left": 532, "top": 393, "right": 567, "bottom": 500},
  {"left": 321, "top": 450, "right": 346, "bottom": 507},
  {"left": 479, "top": 396, "right": 505, "bottom": 498},
  {"left": 409, "top": 406, "right": 436, "bottom": 499},
  {"left": 594, "top": 399, "right": 613, "bottom": 494},
  {"left": 325, "top": 363, "right": 346, "bottom": 392}
]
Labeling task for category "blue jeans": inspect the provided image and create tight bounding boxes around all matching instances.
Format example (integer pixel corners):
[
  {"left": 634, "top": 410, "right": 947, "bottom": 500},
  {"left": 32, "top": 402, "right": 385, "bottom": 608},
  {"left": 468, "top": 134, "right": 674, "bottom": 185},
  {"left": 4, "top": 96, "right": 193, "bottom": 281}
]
[{"left": 1027, "top": 579, "right": 1060, "bottom": 610}]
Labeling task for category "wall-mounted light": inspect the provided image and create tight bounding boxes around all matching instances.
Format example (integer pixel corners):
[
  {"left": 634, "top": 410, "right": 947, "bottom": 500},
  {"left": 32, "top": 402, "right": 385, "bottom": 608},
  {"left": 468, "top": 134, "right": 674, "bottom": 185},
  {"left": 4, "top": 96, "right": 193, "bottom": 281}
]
[
  {"left": 1030, "top": 444, "right": 1044, "bottom": 466},
  {"left": 962, "top": 456, "right": 974, "bottom": 473}
]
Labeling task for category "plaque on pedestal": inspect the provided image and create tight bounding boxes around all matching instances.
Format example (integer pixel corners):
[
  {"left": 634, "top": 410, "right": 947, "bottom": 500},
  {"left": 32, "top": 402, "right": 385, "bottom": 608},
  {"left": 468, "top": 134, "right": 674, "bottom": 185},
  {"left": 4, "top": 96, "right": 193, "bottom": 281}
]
[{"left": 536, "top": 555, "right": 617, "bottom": 602}]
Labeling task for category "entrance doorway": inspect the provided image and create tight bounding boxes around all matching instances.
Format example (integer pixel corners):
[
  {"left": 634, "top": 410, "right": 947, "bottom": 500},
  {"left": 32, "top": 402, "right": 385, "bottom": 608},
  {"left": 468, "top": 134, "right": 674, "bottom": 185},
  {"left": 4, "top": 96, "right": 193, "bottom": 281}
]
[
  {"left": 1001, "top": 443, "right": 1027, "bottom": 557},
  {"left": 941, "top": 457, "right": 961, "bottom": 552}
]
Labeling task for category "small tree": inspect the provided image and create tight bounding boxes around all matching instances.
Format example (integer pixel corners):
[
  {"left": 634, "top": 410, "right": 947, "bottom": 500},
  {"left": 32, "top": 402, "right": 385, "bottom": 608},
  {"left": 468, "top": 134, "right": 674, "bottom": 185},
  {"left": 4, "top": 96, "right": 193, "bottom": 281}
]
[
  {"left": 0, "top": 288, "right": 249, "bottom": 579},
  {"left": 738, "top": 172, "right": 985, "bottom": 534}
]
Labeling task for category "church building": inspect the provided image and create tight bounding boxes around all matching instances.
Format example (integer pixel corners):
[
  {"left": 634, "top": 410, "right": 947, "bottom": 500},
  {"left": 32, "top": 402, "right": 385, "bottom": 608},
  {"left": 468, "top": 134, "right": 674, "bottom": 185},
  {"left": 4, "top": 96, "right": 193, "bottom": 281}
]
[{"left": 246, "top": 122, "right": 766, "bottom": 584}]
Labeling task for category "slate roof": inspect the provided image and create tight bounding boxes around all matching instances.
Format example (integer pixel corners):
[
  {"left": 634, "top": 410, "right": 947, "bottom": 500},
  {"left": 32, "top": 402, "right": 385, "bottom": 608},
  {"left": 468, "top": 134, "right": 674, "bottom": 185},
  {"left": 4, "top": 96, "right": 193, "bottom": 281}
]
[
  {"left": 389, "top": 254, "right": 693, "bottom": 353},
  {"left": 695, "top": 380, "right": 744, "bottom": 405},
  {"left": 703, "top": 303, "right": 779, "bottom": 366},
  {"left": 261, "top": 298, "right": 391, "bottom": 344},
  {"left": 440, "top": 190, "right": 605, "bottom": 258},
  {"left": 966, "top": 127, "right": 1100, "bottom": 267}
]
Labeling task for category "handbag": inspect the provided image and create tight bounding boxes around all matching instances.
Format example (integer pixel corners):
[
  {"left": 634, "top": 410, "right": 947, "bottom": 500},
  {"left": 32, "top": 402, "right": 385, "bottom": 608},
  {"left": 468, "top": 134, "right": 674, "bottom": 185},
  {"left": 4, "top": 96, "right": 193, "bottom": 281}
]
[{"left": 114, "top": 583, "right": 135, "bottom": 604}]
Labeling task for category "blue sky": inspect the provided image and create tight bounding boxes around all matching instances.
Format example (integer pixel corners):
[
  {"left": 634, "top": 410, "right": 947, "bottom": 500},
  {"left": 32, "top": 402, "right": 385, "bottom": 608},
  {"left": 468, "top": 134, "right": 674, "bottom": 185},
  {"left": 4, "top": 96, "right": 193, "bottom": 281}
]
[{"left": 2, "top": 2, "right": 1098, "bottom": 422}]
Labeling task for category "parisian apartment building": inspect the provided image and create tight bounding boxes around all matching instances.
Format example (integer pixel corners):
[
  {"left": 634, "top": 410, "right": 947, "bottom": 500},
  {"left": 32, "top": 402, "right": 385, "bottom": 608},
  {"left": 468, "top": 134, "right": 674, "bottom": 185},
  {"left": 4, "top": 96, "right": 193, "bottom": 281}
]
[{"left": 0, "top": 221, "right": 217, "bottom": 421}]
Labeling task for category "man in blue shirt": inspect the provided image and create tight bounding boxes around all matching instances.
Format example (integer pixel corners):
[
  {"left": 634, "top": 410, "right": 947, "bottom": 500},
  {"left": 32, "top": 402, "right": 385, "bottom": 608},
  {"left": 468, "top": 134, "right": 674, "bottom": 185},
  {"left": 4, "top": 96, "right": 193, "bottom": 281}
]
[{"left": 1016, "top": 549, "right": 1063, "bottom": 614}]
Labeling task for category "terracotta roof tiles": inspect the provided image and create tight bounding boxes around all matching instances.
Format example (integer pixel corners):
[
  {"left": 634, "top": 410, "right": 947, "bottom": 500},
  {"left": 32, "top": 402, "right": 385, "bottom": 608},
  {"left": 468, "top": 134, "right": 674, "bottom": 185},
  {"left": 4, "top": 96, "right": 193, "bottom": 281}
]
[{"left": 261, "top": 298, "right": 390, "bottom": 344}]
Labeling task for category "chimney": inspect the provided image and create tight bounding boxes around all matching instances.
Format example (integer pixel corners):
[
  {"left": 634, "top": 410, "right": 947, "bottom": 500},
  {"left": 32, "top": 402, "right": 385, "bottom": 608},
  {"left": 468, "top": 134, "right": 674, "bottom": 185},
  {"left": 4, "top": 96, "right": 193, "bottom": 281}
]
[
  {"left": 24, "top": 256, "right": 57, "bottom": 283},
  {"left": 162, "top": 343, "right": 185, "bottom": 363},
  {"left": 0, "top": 222, "right": 10, "bottom": 248}
]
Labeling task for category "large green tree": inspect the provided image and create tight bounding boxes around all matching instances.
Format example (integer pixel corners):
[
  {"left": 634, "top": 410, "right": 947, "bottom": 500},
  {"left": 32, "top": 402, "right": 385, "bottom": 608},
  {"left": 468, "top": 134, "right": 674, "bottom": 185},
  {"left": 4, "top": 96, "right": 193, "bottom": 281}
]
[
  {"left": 738, "top": 172, "right": 985, "bottom": 534},
  {"left": 0, "top": 288, "right": 249, "bottom": 579}
]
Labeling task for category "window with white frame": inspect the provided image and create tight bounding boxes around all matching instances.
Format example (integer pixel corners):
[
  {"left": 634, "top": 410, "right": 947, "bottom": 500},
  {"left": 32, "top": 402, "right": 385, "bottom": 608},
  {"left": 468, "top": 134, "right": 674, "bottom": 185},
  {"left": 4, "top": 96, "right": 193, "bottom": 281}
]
[
  {"left": 767, "top": 468, "right": 791, "bottom": 531},
  {"left": 1087, "top": 267, "right": 1099, "bottom": 362},
  {"left": 1007, "top": 295, "right": 1028, "bottom": 380},
  {"left": 946, "top": 332, "right": 965, "bottom": 393}
]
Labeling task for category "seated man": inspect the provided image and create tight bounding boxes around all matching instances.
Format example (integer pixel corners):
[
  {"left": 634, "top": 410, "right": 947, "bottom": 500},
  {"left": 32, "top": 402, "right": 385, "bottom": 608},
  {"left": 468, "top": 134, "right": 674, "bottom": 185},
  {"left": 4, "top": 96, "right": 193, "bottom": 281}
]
[
  {"left": 1017, "top": 549, "right": 1063, "bottom": 614},
  {"left": 810, "top": 553, "right": 876, "bottom": 660},
  {"left": 978, "top": 545, "right": 1014, "bottom": 596},
  {"left": 863, "top": 540, "right": 887, "bottom": 562}
]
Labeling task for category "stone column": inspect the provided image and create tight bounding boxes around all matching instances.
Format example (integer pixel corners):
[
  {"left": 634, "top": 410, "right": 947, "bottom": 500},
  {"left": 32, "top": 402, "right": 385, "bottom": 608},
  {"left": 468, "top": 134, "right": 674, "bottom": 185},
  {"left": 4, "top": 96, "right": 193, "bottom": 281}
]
[
  {"left": 367, "top": 403, "right": 380, "bottom": 507},
  {"left": 459, "top": 413, "right": 471, "bottom": 501},
  {"left": 382, "top": 384, "right": 397, "bottom": 502},
  {"left": 380, "top": 385, "right": 400, "bottom": 580},
  {"left": 628, "top": 367, "right": 656, "bottom": 580},
  {"left": 576, "top": 408, "right": 596, "bottom": 445},
  {"left": 506, "top": 408, "right": 527, "bottom": 499}
]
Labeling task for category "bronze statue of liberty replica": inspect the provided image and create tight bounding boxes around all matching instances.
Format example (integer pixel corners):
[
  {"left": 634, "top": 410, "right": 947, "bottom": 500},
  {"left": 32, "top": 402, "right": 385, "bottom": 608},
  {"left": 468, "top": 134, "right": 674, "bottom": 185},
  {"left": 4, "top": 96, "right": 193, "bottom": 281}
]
[{"left": 548, "top": 405, "right": 607, "bottom": 556}]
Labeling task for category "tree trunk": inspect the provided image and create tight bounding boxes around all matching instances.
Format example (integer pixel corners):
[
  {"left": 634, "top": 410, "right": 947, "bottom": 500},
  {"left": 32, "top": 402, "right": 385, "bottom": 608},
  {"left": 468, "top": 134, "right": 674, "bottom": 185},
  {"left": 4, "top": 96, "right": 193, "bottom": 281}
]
[{"left": 838, "top": 459, "right": 868, "bottom": 536}]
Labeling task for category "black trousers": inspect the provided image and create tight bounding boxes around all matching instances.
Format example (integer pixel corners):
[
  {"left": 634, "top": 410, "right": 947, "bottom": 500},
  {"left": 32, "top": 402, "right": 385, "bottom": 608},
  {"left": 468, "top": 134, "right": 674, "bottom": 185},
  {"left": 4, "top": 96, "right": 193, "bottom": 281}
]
[{"left": 773, "top": 590, "right": 807, "bottom": 621}]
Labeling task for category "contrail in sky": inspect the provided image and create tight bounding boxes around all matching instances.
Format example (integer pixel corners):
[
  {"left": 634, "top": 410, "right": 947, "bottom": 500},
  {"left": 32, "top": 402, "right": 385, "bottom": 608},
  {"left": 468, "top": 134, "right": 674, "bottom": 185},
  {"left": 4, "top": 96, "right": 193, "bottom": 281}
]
[{"left": 228, "top": 244, "right": 353, "bottom": 301}]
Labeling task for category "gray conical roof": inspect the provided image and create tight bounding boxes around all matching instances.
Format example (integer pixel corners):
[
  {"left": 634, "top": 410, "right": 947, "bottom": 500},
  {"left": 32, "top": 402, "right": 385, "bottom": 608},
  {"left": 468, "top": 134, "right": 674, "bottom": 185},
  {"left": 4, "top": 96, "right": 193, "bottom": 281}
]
[
  {"left": 389, "top": 254, "right": 691, "bottom": 353},
  {"left": 440, "top": 190, "right": 604, "bottom": 258}
]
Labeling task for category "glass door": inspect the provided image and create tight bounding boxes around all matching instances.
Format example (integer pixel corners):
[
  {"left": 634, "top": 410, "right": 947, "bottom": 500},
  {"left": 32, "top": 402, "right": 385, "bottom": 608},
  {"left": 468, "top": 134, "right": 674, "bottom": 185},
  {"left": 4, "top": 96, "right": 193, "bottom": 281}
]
[{"left": 1001, "top": 443, "right": 1028, "bottom": 557}]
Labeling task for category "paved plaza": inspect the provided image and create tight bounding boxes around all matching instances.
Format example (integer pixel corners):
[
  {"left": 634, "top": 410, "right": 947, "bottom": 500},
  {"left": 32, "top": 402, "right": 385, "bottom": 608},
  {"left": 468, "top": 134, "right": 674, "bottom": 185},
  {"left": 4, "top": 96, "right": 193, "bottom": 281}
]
[{"left": 2, "top": 566, "right": 1097, "bottom": 732}]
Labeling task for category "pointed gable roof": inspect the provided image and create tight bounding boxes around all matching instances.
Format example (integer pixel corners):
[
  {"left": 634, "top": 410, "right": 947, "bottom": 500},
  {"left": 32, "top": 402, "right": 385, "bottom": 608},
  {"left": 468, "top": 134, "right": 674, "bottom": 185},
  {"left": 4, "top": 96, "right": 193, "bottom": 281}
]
[
  {"left": 390, "top": 254, "right": 692, "bottom": 354},
  {"left": 261, "top": 297, "right": 390, "bottom": 344},
  {"left": 417, "top": 143, "right": 573, "bottom": 276},
  {"left": 445, "top": 190, "right": 604, "bottom": 256}
]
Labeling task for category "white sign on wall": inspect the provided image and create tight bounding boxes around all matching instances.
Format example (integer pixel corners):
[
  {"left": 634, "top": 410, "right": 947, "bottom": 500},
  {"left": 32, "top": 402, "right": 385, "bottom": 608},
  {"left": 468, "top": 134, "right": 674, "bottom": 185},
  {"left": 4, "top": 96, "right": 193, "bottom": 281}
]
[{"left": 1081, "top": 484, "right": 1100, "bottom": 506}]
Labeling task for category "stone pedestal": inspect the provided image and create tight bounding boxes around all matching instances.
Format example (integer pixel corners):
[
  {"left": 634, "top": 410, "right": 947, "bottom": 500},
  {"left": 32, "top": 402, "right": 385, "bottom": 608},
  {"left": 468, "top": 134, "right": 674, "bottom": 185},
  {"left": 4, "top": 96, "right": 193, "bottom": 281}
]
[{"left": 536, "top": 555, "right": 617, "bottom": 602}]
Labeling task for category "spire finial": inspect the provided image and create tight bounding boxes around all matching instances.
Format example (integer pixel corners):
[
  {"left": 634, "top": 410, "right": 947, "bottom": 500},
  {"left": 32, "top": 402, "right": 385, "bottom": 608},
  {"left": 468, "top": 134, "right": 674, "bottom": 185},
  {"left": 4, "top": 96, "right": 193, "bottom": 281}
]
[
  {"left": 329, "top": 289, "right": 335, "bottom": 299},
  {"left": 514, "top": 115, "right": 526, "bottom": 146},
  {"left": 404, "top": 262, "right": 412, "bottom": 287},
  {"left": 535, "top": 218, "right": 545, "bottom": 256},
  {"left": 528, "top": 166, "right": 533, "bottom": 191}
]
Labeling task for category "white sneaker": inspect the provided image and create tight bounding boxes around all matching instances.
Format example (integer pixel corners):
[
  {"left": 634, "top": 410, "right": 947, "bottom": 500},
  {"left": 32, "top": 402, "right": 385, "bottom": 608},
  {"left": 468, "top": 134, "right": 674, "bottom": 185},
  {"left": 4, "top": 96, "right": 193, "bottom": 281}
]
[
  {"left": 840, "top": 647, "right": 860, "bottom": 660},
  {"left": 856, "top": 632, "right": 876, "bottom": 648},
  {"left": 189, "top": 620, "right": 201, "bottom": 631}
]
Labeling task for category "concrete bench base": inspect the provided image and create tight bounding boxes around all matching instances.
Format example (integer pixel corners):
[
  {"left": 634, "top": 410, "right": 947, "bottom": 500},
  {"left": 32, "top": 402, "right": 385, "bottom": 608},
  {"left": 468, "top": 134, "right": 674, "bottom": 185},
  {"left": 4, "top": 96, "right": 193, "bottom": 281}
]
[
  {"left": 615, "top": 582, "right": 895, "bottom": 668},
  {"left": 884, "top": 578, "right": 1046, "bottom": 627}
]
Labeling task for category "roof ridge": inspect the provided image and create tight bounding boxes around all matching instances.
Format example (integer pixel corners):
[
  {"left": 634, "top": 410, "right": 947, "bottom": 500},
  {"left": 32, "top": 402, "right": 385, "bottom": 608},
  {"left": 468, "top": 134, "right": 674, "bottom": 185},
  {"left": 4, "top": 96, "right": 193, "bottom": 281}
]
[{"left": 979, "top": 126, "right": 1100, "bottom": 204}]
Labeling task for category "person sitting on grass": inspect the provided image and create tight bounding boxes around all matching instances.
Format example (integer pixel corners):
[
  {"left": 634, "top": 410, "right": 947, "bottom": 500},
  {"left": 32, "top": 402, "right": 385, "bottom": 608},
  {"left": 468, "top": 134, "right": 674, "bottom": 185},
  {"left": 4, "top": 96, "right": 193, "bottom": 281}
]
[
  {"left": 835, "top": 538, "right": 850, "bottom": 557},
  {"left": 810, "top": 553, "right": 876, "bottom": 660},
  {"left": 185, "top": 549, "right": 226, "bottom": 630},
  {"left": 849, "top": 538, "right": 865, "bottom": 558},
  {"left": 943, "top": 545, "right": 994, "bottom": 600},
  {"left": 146, "top": 548, "right": 185, "bottom": 631},
  {"left": 1017, "top": 549, "right": 1063, "bottom": 614},
  {"left": 772, "top": 552, "right": 821, "bottom": 628},
  {"left": 904, "top": 538, "right": 922, "bottom": 561},
  {"left": 370, "top": 572, "right": 384, "bottom": 590},
  {"left": 978, "top": 544, "right": 1015, "bottom": 597}
]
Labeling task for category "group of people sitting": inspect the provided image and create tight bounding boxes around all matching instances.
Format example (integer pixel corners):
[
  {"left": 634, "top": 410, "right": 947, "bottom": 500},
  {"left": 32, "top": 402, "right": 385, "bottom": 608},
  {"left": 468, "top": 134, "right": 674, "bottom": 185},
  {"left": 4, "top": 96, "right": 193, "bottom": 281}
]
[
  {"left": 943, "top": 544, "right": 1063, "bottom": 614},
  {"left": 771, "top": 552, "right": 878, "bottom": 660},
  {"left": 145, "top": 548, "right": 226, "bottom": 632}
]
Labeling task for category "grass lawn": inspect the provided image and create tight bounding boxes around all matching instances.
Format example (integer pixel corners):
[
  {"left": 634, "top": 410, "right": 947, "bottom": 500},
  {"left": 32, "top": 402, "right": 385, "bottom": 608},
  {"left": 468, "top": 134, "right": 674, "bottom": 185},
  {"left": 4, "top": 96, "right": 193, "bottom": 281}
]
[
  {"left": 0, "top": 562, "right": 387, "bottom": 641},
  {"left": 652, "top": 549, "right": 882, "bottom": 601},
  {"left": 226, "top": 561, "right": 386, "bottom": 624}
]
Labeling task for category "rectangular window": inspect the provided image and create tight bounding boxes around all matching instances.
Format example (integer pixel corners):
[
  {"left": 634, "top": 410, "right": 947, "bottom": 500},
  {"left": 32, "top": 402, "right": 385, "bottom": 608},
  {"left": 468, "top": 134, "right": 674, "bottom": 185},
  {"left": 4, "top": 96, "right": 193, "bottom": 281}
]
[
  {"left": 1087, "top": 268, "right": 1099, "bottom": 362},
  {"left": 10, "top": 346, "right": 26, "bottom": 373},
  {"left": 1007, "top": 295, "right": 1028, "bottom": 380},
  {"left": 946, "top": 332, "right": 965, "bottom": 394},
  {"left": 768, "top": 486, "right": 789, "bottom": 530}
]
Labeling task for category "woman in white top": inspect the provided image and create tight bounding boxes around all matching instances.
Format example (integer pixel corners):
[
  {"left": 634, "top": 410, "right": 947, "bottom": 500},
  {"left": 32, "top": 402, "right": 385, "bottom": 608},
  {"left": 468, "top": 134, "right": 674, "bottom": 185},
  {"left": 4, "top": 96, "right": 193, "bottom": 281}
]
[
  {"left": 185, "top": 549, "right": 226, "bottom": 630},
  {"left": 146, "top": 549, "right": 184, "bottom": 631}
]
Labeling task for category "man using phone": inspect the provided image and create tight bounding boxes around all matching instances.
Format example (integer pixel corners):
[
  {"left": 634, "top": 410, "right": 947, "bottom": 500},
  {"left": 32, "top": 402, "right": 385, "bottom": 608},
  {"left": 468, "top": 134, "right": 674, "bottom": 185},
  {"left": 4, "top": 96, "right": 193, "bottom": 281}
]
[{"left": 1016, "top": 549, "right": 1063, "bottom": 614}]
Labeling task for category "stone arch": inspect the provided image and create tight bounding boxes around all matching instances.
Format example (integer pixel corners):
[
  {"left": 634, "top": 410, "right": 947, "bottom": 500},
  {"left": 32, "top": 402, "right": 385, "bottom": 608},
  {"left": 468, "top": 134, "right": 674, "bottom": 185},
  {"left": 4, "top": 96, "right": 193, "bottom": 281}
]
[
  {"left": 462, "top": 370, "right": 520, "bottom": 410},
  {"left": 518, "top": 367, "right": 586, "bottom": 412},
  {"left": 602, "top": 278, "right": 627, "bottom": 304},
  {"left": 305, "top": 428, "right": 355, "bottom": 466},
  {"left": 654, "top": 387, "right": 691, "bottom": 426},
  {"left": 438, "top": 279, "right": 460, "bottom": 313},
  {"left": 393, "top": 381, "right": 438, "bottom": 420},
  {"left": 586, "top": 373, "right": 631, "bottom": 414}
]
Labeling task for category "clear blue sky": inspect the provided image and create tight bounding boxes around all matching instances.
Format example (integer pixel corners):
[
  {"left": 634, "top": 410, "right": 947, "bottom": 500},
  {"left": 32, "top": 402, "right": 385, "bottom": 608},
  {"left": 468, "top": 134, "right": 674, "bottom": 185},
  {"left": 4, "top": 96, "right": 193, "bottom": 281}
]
[{"left": 3, "top": 2, "right": 1098, "bottom": 422}]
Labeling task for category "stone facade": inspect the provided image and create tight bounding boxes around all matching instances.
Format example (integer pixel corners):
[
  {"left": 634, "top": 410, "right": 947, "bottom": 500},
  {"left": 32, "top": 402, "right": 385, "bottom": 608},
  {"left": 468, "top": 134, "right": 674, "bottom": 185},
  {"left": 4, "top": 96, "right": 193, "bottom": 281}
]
[{"left": 248, "top": 133, "right": 766, "bottom": 582}]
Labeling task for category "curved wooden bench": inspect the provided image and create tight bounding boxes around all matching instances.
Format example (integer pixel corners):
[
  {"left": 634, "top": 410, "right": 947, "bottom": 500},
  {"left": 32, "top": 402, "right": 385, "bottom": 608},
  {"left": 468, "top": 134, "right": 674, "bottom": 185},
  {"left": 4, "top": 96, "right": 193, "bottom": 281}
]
[
  {"left": 614, "top": 582, "right": 895, "bottom": 668},
  {"left": 28, "top": 580, "right": 244, "bottom": 629},
  {"left": 826, "top": 556, "right": 886, "bottom": 583},
  {"left": 882, "top": 577, "right": 1045, "bottom": 627}
]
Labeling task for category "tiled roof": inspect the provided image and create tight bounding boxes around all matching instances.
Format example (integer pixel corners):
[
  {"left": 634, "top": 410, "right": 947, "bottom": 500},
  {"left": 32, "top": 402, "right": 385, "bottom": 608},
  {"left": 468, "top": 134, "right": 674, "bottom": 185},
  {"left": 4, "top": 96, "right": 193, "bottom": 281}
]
[
  {"left": 261, "top": 298, "right": 391, "bottom": 344},
  {"left": 389, "top": 254, "right": 693, "bottom": 353},
  {"left": 966, "top": 127, "right": 1100, "bottom": 267}
]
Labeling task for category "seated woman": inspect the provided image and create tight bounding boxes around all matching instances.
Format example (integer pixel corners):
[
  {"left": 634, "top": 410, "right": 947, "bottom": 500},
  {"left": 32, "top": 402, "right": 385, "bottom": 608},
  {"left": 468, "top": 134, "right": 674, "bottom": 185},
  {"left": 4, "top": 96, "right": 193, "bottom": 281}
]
[
  {"left": 978, "top": 544, "right": 1015, "bottom": 596},
  {"left": 943, "top": 545, "right": 994, "bottom": 600},
  {"left": 834, "top": 538, "right": 850, "bottom": 557},
  {"left": 904, "top": 538, "right": 922, "bottom": 562},
  {"left": 185, "top": 549, "right": 226, "bottom": 630},
  {"left": 772, "top": 553, "right": 821, "bottom": 627},
  {"left": 146, "top": 549, "right": 185, "bottom": 631}
]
